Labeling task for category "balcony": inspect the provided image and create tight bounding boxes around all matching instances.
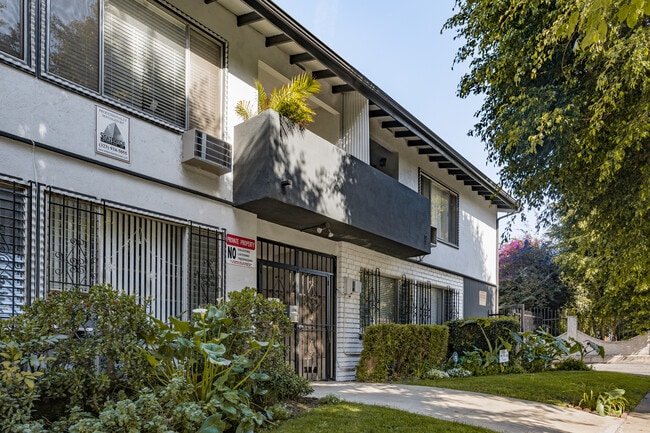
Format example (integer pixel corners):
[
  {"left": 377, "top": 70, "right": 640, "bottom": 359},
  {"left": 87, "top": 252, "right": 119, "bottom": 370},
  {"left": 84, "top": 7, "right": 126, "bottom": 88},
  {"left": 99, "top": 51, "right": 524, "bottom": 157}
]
[{"left": 233, "top": 110, "right": 431, "bottom": 258}]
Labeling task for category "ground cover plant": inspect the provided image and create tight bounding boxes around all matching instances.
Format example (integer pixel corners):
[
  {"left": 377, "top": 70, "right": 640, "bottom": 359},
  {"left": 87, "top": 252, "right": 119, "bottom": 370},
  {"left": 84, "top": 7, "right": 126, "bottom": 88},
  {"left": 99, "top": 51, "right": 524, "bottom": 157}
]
[
  {"left": 268, "top": 400, "right": 498, "bottom": 433},
  {"left": 406, "top": 370, "right": 650, "bottom": 413}
]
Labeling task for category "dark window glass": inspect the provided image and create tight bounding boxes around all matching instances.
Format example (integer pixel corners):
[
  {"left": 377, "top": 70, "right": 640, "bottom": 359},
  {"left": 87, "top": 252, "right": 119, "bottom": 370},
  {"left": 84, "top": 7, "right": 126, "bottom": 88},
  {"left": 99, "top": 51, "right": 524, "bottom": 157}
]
[
  {"left": 0, "top": 0, "right": 24, "bottom": 60},
  {"left": 48, "top": 0, "right": 100, "bottom": 90}
]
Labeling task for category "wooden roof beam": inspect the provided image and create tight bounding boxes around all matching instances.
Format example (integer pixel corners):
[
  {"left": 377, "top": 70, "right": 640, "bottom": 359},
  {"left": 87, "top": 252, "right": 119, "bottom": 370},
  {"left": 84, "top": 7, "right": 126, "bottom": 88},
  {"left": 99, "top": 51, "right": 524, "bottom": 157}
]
[
  {"left": 266, "top": 34, "right": 292, "bottom": 47},
  {"left": 237, "top": 12, "right": 263, "bottom": 26},
  {"left": 290, "top": 52, "right": 315, "bottom": 64}
]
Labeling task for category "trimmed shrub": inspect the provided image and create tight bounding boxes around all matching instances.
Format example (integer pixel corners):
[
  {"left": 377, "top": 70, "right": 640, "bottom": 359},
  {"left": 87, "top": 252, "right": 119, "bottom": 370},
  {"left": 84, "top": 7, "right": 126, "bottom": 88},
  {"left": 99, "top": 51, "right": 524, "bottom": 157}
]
[
  {"left": 356, "top": 324, "right": 448, "bottom": 382},
  {"left": 446, "top": 316, "right": 519, "bottom": 356}
]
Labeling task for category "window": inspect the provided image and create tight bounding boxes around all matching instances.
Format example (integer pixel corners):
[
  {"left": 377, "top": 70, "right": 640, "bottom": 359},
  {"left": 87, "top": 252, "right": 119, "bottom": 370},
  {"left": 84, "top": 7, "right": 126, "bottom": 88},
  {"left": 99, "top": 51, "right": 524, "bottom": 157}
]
[
  {"left": 0, "top": 0, "right": 26, "bottom": 62},
  {"left": 360, "top": 268, "right": 459, "bottom": 332},
  {"left": 0, "top": 181, "right": 28, "bottom": 319},
  {"left": 47, "top": 191, "right": 225, "bottom": 320},
  {"left": 46, "top": 0, "right": 224, "bottom": 135},
  {"left": 420, "top": 173, "right": 459, "bottom": 246}
]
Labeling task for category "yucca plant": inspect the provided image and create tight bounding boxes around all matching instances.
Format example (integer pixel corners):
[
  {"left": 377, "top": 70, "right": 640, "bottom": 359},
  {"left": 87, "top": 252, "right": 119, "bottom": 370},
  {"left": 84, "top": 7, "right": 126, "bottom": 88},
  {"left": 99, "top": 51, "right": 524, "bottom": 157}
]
[{"left": 235, "top": 73, "right": 320, "bottom": 128}]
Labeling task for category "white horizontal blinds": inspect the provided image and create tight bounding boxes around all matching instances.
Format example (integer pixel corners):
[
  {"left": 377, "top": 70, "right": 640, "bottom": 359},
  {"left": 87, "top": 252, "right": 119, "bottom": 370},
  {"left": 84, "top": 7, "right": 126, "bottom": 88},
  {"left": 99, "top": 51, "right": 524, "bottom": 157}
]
[
  {"left": 104, "top": 0, "right": 186, "bottom": 127},
  {"left": 47, "top": 194, "right": 99, "bottom": 291},
  {"left": 188, "top": 28, "right": 222, "bottom": 138},
  {"left": 0, "top": 0, "right": 24, "bottom": 59},
  {"left": 189, "top": 227, "right": 223, "bottom": 311},
  {"left": 104, "top": 209, "right": 184, "bottom": 320},
  {"left": 0, "top": 182, "right": 27, "bottom": 318},
  {"left": 378, "top": 275, "right": 396, "bottom": 324},
  {"left": 48, "top": 0, "right": 100, "bottom": 91}
]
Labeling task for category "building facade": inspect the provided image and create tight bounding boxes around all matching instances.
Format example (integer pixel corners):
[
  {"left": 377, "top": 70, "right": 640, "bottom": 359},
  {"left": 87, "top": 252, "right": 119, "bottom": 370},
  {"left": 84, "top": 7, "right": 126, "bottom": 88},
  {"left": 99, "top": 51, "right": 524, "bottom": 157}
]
[{"left": 0, "top": 0, "right": 517, "bottom": 381}]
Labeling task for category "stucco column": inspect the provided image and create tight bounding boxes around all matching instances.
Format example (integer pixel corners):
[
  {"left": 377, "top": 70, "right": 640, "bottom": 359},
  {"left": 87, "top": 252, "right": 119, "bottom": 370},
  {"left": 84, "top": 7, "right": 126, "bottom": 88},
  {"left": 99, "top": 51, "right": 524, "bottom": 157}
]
[{"left": 567, "top": 315, "right": 578, "bottom": 340}]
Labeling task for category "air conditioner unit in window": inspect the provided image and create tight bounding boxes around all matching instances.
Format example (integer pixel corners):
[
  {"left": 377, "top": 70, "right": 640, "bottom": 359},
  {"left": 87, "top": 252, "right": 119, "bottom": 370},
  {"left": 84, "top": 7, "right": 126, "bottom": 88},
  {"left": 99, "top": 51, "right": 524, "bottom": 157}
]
[{"left": 182, "top": 129, "right": 232, "bottom": 175}]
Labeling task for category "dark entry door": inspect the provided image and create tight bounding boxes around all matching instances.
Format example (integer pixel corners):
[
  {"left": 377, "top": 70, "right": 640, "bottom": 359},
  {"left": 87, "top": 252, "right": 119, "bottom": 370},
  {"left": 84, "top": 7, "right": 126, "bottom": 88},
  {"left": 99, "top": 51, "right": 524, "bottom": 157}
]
[{"left": 257, "top": 239, "right": 335, "bottom": 380}]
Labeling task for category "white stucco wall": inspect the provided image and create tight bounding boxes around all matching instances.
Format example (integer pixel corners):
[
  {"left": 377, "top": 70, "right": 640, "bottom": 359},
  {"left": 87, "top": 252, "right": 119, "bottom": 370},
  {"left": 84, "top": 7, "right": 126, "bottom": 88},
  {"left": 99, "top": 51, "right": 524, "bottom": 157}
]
[{"left": 369, "top": 119, "right": 499, "bottom": 285}]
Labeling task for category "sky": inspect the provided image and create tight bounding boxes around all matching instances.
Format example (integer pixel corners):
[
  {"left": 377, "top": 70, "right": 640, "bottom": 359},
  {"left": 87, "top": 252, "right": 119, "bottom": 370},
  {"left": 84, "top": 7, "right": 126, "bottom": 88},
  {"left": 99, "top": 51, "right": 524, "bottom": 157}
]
[{"left": 272, "top": 0, "right": 540, "bottom": 238}]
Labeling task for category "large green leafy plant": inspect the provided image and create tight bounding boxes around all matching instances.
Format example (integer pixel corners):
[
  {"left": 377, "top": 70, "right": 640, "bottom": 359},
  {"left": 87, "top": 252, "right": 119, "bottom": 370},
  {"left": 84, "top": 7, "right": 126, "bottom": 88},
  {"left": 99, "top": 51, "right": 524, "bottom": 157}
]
[
  {"left": 235, "top": 73, "right": 321, "bottom": 128},
  {"left": 0, "top": 285, "right": 155, "bottom": 419}
]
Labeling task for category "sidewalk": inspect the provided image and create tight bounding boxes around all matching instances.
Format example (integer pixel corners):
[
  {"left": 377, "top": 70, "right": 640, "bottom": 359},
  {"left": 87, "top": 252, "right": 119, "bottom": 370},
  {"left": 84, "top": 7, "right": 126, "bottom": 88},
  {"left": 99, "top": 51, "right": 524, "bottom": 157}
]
[{"left": 310, "top": 382, "right": 627, "bottom": 433}]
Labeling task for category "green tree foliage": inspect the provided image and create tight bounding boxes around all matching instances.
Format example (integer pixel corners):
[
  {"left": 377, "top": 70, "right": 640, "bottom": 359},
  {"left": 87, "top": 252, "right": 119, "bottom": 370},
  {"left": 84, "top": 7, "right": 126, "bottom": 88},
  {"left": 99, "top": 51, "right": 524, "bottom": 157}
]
[
  {"left": 445, "top": 1, "right": 650, "bottom": 333},
  {"left": 499, "top": 236, "right": 571, "bottom": 310}
]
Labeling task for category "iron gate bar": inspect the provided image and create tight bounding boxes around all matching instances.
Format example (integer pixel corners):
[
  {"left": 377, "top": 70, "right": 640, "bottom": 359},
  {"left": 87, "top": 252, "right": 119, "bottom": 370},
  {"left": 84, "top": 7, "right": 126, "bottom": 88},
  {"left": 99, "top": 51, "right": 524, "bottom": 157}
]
[{"left": 257, "top": 239, "right": 336, "bottom": 381}]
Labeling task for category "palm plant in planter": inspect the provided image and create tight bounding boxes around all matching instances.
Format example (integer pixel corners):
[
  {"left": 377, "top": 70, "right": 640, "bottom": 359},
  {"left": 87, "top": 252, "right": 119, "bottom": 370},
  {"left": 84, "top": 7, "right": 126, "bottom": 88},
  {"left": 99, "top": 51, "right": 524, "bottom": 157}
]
[{"left": 235, "top": 73, "right": 321, "bottom": 128}]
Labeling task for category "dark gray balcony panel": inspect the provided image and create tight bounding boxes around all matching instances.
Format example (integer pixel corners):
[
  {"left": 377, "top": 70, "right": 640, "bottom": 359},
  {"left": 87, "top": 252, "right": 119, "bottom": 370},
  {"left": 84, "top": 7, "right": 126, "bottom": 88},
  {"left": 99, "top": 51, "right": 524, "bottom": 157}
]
[{"left": 234, "top": 110, "right": 431, "bottom": 258}]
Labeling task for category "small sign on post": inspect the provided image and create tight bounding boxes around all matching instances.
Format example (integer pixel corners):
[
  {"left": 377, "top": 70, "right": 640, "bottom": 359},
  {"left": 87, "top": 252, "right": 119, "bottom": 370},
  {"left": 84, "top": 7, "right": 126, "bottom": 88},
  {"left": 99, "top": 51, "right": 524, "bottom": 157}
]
[{"left": 499, "top": 349, "right": 509, "bottom": 363}]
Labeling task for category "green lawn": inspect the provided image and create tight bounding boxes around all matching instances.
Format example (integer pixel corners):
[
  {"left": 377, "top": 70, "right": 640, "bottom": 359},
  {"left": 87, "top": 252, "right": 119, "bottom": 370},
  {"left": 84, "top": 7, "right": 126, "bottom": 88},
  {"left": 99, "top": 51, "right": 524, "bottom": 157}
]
[
  {"left": 268, "top": 371, "right": 650, "bottom": 433},
  {"left": 267, "top": 402, "right": 497, "bottom": 433},
  {"left": 405, "top": 370, "right": 650, "bottom": 409}
]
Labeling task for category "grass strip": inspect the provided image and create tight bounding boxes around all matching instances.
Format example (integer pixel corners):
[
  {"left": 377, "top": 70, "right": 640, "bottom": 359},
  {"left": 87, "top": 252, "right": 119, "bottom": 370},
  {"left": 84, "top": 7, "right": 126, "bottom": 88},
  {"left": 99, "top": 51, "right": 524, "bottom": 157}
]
[
  {"left": 268, "top": 401, "right": 497, "bottom": 433},
  {"left": 406, "top": 371, "right": 650, "bottom": 409}
]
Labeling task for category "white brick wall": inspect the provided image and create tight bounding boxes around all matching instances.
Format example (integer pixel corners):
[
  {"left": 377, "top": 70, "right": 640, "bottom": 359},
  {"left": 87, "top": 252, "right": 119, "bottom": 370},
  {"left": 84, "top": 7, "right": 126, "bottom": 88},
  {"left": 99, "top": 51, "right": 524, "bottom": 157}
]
[{"left": 334, "top": 242, "right": 463, "bottom": 381}]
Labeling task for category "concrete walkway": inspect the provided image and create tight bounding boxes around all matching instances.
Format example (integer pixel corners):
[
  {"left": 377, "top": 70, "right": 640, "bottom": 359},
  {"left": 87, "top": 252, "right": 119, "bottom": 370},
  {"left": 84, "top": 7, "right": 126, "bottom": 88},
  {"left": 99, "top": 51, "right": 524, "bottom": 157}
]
[{"left": 310, "top": 382, "right": 628, "bottom": 433}]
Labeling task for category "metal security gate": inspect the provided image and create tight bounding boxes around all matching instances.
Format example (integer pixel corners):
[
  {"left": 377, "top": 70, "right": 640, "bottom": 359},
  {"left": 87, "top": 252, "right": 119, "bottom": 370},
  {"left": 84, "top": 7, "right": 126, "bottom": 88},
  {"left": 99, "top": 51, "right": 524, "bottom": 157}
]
[{"left": 257, "top": 239, "right": 335, "bottom": 381}]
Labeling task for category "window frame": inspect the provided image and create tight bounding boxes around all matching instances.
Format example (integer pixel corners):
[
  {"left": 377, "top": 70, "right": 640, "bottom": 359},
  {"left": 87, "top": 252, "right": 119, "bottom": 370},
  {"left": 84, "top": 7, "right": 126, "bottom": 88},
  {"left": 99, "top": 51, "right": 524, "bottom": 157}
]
[
  {"left": 419, "top": 170, "right": 460, "bottom": 247},
  {"left": 39, "top": 0, "right": 227, "bottom": 137}
]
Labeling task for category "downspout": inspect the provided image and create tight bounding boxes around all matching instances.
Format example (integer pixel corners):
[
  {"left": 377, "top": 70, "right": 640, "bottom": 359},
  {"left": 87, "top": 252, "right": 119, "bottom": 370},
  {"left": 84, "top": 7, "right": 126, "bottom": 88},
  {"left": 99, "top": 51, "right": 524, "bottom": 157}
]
[{"left": 495, "top": 208, "right": 522, "bottom": 315}]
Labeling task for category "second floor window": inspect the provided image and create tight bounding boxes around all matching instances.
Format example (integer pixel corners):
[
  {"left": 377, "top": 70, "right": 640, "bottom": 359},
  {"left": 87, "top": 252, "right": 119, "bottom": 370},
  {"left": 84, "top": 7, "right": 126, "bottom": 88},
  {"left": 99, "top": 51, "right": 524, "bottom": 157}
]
[
  {"left": 420, "top": 173, "right": 459, "bottom": 246},
  {"left": 47, "top": 0, "right": 223, "bottom": 137},
  {"left": 0, "top": 0, "right": 26, "bottom": 62}
]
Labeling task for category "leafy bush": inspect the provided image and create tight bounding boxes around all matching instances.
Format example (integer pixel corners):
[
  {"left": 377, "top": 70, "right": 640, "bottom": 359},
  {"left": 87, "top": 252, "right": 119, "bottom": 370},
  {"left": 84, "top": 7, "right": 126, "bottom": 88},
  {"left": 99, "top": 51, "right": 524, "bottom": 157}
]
[
  {"left": 512, "top": 329, "right": 574, "bottom": 372},
  {"left": 142, "top": 305, "right": 273, "bottom": 432},
  {"left": 446, "top": 367, "right": 472, "bottom": 378},
  {"left": 225, "top": 288, "right": 312, "bottom": 403},
  {"left": 356, "top": 324, "right": 449, "bottom": 382},
  {"left": 422, "top": 369, "right": 449, "bottom": 379},
  {"left": 446, "top": 316, "right": 519, "bottom": 356},
  {"left": 579, "top": 388, "right": 628, "bottom": 416},
  {"left": 0, "top": 285, "right": 308, "bottom": 432},
  {"left": 0, "top": 285, "right": 156, "bottom": 421},
  {"left": 555, "top": 357, "right": 591, "bottom": 371}
]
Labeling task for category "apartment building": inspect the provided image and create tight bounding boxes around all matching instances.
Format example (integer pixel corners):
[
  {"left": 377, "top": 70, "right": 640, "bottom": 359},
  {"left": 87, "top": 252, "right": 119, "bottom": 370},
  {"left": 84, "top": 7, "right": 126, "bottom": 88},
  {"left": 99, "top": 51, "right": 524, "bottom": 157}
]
[{"left": 0, "top": 0, "right": 517, "bottom": 380}]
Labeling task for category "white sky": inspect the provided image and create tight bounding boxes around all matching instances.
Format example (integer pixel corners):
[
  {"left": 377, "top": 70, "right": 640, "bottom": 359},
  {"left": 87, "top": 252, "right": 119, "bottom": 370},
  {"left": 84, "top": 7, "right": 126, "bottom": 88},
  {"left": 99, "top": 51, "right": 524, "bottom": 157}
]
[{"left": 273, "top": 0, "right": 540, "bottom": 238}]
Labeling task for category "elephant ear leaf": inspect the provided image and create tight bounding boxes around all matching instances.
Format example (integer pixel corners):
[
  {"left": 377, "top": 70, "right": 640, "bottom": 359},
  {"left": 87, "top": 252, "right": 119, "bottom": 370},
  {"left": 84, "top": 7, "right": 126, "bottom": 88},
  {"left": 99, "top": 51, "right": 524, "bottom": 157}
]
[{"left": 198, "top": 413, "right": 227, "bottom": 433}]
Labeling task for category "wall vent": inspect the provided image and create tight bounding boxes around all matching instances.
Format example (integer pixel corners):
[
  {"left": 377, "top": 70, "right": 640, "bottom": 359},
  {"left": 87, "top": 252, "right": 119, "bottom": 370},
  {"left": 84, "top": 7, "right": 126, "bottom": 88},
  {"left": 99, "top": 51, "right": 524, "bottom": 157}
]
[
  {"left": 182, "top": 129, "right": 232, "bottom": 175},
  {"left": 430, "top": 226, "right": 437, "bottom": 248}
]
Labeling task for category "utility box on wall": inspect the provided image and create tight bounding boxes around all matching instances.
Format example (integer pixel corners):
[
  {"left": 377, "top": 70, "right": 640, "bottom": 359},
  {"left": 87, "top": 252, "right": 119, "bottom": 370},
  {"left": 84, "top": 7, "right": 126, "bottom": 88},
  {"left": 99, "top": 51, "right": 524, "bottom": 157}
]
[{"left": 344, "top": 277, "right": 362, "bottom": 295}]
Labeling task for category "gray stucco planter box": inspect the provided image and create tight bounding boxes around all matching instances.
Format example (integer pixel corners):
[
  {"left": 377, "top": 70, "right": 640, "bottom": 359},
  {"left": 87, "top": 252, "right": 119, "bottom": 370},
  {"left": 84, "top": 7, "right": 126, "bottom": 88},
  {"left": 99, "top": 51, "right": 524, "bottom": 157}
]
[{"left": 234, "top": 110, "right": 431, "bottom": 258}]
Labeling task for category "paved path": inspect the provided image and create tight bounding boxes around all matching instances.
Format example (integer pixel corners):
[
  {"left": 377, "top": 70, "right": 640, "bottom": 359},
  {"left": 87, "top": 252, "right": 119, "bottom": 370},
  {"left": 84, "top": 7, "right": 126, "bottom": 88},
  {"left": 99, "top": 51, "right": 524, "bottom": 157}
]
[{"left": 310, "top": 382, "right": 627, "bottom": 433}]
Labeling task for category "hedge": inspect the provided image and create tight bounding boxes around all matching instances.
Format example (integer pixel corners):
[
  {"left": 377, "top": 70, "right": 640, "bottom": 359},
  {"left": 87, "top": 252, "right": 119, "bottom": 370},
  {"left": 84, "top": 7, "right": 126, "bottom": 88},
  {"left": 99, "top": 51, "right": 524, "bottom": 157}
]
[
  {"left": 446, "top": 317, "right": 520, "bottom": 356},
  {"left": 356, "top": 324, "right": 449, "bottom": 382}
]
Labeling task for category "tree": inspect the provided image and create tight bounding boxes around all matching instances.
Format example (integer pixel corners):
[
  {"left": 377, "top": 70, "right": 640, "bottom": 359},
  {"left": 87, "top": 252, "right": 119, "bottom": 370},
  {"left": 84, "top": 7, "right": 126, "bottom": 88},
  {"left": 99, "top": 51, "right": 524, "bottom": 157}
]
[
  {"left": 499, "top": 236, "right": 571, "bottom": 310},
  {"left": 445, "top": 1, "right": 650, "bottom": 333}
]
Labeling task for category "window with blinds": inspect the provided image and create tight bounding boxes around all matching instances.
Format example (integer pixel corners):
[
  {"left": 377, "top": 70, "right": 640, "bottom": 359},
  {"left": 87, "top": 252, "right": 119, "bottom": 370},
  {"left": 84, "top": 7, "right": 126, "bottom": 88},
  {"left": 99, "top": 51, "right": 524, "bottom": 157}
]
[
  {"left": 420, "top": 173, "right": 459, "bottom": 246},
  {"left": 46, "top": 0, "right": 223, "bottom": 135},
  {"left": 0, "top": 181, "right": 28, "bottom": 319},
  {"left": 0, "top": 0, "right": 26, "bottom": 61}
]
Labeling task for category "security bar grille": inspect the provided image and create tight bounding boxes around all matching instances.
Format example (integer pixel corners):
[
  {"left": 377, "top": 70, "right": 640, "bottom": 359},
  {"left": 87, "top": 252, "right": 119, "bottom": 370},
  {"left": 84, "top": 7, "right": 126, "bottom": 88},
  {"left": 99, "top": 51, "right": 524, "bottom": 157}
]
[
  {"left": 360, "top": 268, "right": 459, "bottom": 332},
  {"left": 189, "top": 226, "right": 225, "bottom": 311},
  {"left": 0, "top": 181, "right": 29, "bottom": 319},
  {"left": 44, "top": 190, "right": 225, "bottom": 320}
]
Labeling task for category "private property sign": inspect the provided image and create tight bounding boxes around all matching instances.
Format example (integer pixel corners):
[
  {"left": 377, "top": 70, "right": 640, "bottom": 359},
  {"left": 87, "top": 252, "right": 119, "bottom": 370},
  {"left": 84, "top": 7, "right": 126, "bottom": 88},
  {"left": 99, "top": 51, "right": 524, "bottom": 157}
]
[{"left": 226, "top": 234, "right": 255, "bottom": 267}]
